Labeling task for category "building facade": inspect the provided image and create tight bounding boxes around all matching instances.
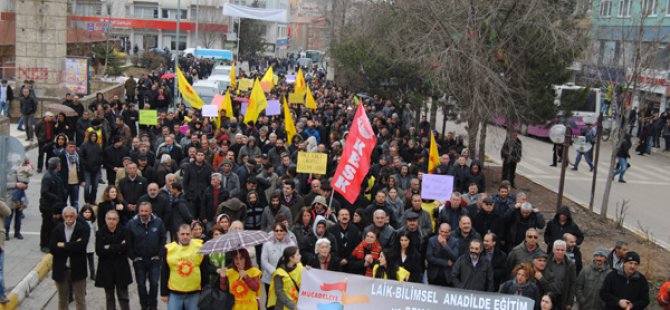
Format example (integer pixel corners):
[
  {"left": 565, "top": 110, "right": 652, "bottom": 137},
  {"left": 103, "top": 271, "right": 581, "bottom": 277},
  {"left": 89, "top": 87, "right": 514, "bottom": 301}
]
[{"left": 588, "top": 0, "right": 670, "bottom": 112}]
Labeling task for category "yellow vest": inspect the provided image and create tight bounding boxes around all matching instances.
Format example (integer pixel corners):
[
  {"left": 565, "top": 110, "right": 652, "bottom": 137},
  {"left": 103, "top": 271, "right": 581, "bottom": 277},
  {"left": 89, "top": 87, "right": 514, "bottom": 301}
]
[
  {"left": 165, "top": 240, "right": 204, "bottom": 293},
  {"left": 227, "top": 267, "right": 262, "bottom": 310},
  {"left": 267, "top": 263, "right": 303, "bottom": 310},
  {"left": 372, "top": 264, "right": 410, "bottom": 282}
]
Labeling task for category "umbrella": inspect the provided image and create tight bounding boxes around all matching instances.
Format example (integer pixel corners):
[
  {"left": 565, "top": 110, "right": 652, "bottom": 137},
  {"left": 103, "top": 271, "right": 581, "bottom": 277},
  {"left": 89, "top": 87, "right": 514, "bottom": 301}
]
[
  {"left": 198, "top": 230, "right": 271, "bottom": 255},
  {"left": 45, "top": 104, "right": 78, "bottom": 117},
  {"left": 161, "top": 73, "right": 176, "bottom": 80}
]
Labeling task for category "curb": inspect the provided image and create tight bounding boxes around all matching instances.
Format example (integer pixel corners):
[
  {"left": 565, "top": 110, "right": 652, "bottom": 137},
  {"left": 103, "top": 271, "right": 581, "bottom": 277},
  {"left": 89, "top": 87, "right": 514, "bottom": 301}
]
[{"left": 0, "top": 254, "right": 53, "bottom": 310}]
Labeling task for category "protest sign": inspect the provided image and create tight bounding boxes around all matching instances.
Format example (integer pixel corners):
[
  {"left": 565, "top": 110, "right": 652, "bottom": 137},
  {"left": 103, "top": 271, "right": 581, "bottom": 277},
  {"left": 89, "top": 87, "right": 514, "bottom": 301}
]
[
  {"left": 297, "top": 152, "right": 328, "bottom": 175},
  {"left": 139, "top": 110, "right": 157, "bottom": 125},
  {"left": 266, "top": 100, "right": 281, "bottom": 116},
  {"left": 298, "top": 269, "right": 534, "bottom": 310},
  {"left": 238, "top": 78, "right": 254, "bottom": 91},
  {"left": 286, "top": 74, "right": 296, "bottom": 84},
  {"left": 420, "top": 174, "right": 454, "bottom": 201},
  {"left": 201, "top": 105, "right": 218, "bottom": 117},
  {"left": 289, "top": 92, "right": 305, "bottom": 104}
]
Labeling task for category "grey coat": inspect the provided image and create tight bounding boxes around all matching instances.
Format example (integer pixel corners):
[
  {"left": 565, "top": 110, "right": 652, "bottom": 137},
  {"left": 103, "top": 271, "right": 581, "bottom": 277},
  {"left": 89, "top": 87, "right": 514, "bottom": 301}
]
[
  {"left": 576, "top": 262, "right": 610, "bottom": 310},
  {"left": 260, "top": 205, "right": 293, "bottom": 232},
  {"left": 260, "top": 237, "right": 295, "bottom": 284}
]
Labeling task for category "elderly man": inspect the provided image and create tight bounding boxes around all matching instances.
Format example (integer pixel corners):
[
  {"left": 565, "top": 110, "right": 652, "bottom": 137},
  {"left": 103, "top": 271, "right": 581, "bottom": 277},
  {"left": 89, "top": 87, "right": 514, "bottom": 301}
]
[
  {"left": 545, "top": 239, "right": 576, "bottom": 310},
  {"left": 576, "top": 247, "right": 610, "bottom": 310},
  {"left": 437, "top": 192, "right": 469, "bottom": 233},
  {"left": 454, "top": 215, "right": 481, "bottom": 257},
  {"left": 363, "top": 209, "right": 396, "bottom": 250},
  {"left": 504, "top": 201, "right": 545, "bottom": 251},
  {"left": 600, "top": 251, "right": 649, "bottom": 310},
  {"left": 506, "top": 228, "right": 542, "bottom": 273},
  {"left": 402, "top": 194, "right": 433, "bottom": 237},
  {"left": 50, "top": 206, "right": 91, "bottom": 310}
]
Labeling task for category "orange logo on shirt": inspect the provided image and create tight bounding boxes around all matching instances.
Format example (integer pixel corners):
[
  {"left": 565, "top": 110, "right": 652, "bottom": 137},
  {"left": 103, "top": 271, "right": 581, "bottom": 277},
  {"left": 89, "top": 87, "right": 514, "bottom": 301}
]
[{"left": 177, "top": 261, "right": 194, "bottom": 277}]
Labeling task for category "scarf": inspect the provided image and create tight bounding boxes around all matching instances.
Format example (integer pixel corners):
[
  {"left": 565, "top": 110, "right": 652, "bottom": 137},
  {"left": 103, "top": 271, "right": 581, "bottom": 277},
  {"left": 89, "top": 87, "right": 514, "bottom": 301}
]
[
  {"left": 318, "top": 254, "right": 331, "bottom": 270},
  {"left": 65, "top": 151, "right": 79, "bottom": 165}
]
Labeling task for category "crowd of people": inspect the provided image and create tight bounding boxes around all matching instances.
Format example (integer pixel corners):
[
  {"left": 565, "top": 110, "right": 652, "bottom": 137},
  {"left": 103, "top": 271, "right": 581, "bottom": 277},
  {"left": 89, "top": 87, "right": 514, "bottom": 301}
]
[{"left": 3, "top": 56, "right": 666, "bottom": 310}]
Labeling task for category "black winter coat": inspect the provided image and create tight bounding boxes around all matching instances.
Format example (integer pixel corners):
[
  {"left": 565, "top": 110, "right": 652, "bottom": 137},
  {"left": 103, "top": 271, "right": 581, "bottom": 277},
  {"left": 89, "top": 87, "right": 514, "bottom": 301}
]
[
  {"left": 451, "top": 254, "right": 495, "bottom": 292},
  {"left": 39, "top": 170, "right": 66, "bottom": 214},
  {"left": 118, "top": 175, "right": 148, "bottom": 205},
  {"left": 137, "top": 194, "right": 171, "bottom": 223},
  {"left": 600, "top": 270, "right": 649, "bottom": 310},
  {"left": 79, "top": 141, "right": 103, "bottom": 172},
  {"left": 97, "top": 199, "right": 130, "bottom": 225},
  {"left": 544, "top": 206, "right": 584, "bottom": 251},
  {"left": 95, "top": 225, "right": 133, "bottom": 288},
  {"left": 169, "top": 195, "right": 193, "bottom": 234},
  {"left": 50, "top": 219, "right": 90, "bottom": 282},
  {"left": 127, "top": 214, "right": 167, "bottom": 259}
]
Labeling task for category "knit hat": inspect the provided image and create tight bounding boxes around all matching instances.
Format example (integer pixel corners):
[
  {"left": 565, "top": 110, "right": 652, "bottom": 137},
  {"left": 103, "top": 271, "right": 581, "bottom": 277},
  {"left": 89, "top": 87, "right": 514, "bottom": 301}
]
[{"left": 623, "top": 251, "right": 641, "bottom": 264}]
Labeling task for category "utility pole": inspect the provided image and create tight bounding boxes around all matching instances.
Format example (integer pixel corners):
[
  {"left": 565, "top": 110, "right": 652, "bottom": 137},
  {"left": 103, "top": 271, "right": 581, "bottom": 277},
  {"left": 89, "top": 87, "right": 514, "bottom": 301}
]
[{"left": 173, "top": 0, "right": 181, "bottom": 108}]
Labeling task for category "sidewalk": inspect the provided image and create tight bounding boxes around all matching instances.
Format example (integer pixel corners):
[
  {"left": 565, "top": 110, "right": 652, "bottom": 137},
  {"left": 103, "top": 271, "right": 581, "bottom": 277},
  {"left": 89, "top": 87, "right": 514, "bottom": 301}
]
[{"left": 1, "top": 121, "right": 52, "bottom": 309}]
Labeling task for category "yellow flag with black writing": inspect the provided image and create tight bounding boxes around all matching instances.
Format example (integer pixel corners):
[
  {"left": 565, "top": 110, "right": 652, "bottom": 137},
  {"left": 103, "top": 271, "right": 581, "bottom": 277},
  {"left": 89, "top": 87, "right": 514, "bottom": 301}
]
[
  {"left": 305, "top": 85, "right": 317, "bottom": 110},
  {"left": 230, "top": 63, "right": 237, "bottom": 89},
  {"left": 283, "top": 97, "right": 296, "bottom": 145},
  {"left": 176, "top": 66, "right": 205, "bottom": 109},
  {"left": 428, "top": 131, "right": 440, "bottom": 173},
  {"left": 243, "top": 78, "right": 267, "bottom": 124}
]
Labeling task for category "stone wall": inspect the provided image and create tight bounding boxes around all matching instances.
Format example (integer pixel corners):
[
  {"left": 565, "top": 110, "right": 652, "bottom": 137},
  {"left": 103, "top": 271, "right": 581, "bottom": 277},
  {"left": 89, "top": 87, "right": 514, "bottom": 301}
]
[{"left": 14, "top": 0, "right": 67, "bottom": 96}]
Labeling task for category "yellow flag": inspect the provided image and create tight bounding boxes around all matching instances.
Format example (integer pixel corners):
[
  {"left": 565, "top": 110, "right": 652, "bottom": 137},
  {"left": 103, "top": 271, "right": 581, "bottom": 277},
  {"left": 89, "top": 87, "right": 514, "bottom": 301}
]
[
  {"left": 176, "top": 66, "right": 205, "bottom": 109},
  {"left": 230, "top": 63, "right": 237, "bottom": 89},
  {"left": 305, "top": 85, "right": 317, "bottom": 110},
  {"left": 428, "top": 131, "right": 440, "bottom": 173},
  {"left": 221, "top": 90, "right": 233, "bottom": 117},
  {"left": 243, "top": 78, "right": 267, "bottom": 124},
  {"left": 295, "top": 68, "right": 306, "bottom": 94},
  {"left": 283, "top": 97, "right": 296, "bottom": 145},
  {"left": 261, "top": 66, "right": 275, "bottom": 92}
]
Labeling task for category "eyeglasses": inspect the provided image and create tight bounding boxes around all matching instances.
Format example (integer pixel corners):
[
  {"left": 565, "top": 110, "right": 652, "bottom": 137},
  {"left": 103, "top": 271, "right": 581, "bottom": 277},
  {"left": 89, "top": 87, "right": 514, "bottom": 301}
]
[
  {"left": 527, "top": 235, "right": 538, "bottom": 239},
  {"left": 274, "top": 229, "right": 285, "bottom": 233}
]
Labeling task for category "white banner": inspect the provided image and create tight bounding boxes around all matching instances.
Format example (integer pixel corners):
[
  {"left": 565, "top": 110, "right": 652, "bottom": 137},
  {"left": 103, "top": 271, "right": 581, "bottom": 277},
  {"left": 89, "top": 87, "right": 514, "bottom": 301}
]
[
  {"left": 298, "top": 269, "right": 535, "bottom": 310},
  {"left": 223, "top": 3, "right": 288, "bottom": 23}
]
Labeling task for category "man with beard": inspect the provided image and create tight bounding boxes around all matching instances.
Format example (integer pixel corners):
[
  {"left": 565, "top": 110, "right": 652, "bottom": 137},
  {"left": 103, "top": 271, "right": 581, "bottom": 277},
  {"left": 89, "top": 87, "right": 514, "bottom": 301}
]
[
  {"left": 220, "top": 159, "right": 241, "bottom": 198},
  {"left": 260, "top": 192, "right": 292, "bottom": 232},
  {"left": 451, "top": 239, "right": 494, "bottom": 291},
  {"left": 182, "top": 151, "right": 212, "bottom": 219},
  {"left": 137, "top": 183, "right": 171, "bottom": 222},
  {"left": 328, "top": 208, "right": 361, "bottom": 273},
  {"left": 601, "top": 251, "right": 650, "bottom": 310},
  {"left": 244, "top": 191, "right": 265, "bottom": 230},
  {"left": 201, "top": 173, "right": 229, "bottom": 228},
  {"left": 401, "top": 194, "right": 433, "bottom": 238},
  {"left": 576, "top": 247, "right": 609, "bottom": 310}
]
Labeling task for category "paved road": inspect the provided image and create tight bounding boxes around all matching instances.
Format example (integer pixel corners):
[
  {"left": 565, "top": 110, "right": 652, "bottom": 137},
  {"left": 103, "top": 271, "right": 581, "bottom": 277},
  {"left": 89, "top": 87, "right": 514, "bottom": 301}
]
[{"left": 434, "top": 114, "right": 670, "bottom": 248}]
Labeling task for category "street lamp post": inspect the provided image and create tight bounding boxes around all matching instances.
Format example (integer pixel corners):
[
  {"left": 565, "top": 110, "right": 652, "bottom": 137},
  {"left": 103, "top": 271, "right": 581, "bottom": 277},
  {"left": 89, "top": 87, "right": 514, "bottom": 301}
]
[
  {"left": 194, "top": 0, "right": 200, "bottom": 48},
  {"left": 589, "top": 115, "right": 603, "bottom": 211},
  {"left": 550, "top": 124, "right": 573, "bottom": 210},
  {"left": 173, "top": 0, "right": 181, "bottom": 107}
]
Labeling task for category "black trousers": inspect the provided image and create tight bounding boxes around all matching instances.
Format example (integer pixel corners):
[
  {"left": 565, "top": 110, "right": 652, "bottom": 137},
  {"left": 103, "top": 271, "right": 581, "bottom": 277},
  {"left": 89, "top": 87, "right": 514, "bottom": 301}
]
[
  {"left": 502, "top": 161, "right": 518, "bottom": 187},
  {"left": 40, "top": 213, "right": 54, "bottom": 248}
]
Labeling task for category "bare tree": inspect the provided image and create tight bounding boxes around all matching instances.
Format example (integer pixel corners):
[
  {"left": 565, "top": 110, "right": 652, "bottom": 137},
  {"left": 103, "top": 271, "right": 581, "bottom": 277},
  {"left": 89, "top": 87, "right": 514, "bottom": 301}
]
[
  {"left": 333, "top": 0, "right": 585, "bottom": 163},
  {"left": 597, "top": 0, "right": 667, "bottom": 219},
  {"left": 196, "top": 6, "right": 228, "bottom": 49}
]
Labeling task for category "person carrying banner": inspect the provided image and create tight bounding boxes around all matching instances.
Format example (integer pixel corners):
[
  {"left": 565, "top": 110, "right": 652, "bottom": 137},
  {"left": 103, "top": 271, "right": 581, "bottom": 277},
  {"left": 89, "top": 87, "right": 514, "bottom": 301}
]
[{"left": 267, "top": 246, "right": 303, "bottom": 310}]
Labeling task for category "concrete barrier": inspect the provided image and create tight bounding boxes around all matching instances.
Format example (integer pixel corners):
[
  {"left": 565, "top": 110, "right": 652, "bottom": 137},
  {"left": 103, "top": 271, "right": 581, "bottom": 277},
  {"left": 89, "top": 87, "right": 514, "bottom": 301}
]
[{"left": 0, "top": 254, "right": 53, "bottom": 310}]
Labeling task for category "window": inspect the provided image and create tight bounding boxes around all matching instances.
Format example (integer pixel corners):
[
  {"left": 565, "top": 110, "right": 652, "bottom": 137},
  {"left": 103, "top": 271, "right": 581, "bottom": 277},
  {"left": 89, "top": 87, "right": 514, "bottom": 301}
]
[
  {"left": 75, "top": 3, "right": 102, "bottom": 16},
  {"left": 135, "top": 6, "right": 158, "bottom": 19},
  {"left": 161, "top": 9, "right": 187, "bottom": 19},
  {"left": 600, "top": 0, "right": 612, "bottom": 17},
  {"left": 618, "top": 0, "right": 631, "bottom": 17},
  {"left": 642, "top": 0, "right": 657, "bottom": 15}
]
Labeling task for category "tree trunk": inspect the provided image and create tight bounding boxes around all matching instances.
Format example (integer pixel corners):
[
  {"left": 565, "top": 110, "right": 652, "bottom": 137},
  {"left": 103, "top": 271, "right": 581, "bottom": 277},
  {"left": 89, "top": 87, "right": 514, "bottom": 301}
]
[
  {"left": 478, "top": 122, "right": 488, "bottom": 165},
  {"left": 467, "top": 117, "right": 478, "bottom": 159},
  {"left": 429, "top": 96, "right": 438, "bottom": 126}
]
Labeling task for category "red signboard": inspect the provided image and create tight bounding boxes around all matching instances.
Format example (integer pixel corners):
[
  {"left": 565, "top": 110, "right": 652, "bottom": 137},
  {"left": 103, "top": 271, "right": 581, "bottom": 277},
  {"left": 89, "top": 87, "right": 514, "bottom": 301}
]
[{"left": 68, "top": 16, "right": 227, "bottom": 32}]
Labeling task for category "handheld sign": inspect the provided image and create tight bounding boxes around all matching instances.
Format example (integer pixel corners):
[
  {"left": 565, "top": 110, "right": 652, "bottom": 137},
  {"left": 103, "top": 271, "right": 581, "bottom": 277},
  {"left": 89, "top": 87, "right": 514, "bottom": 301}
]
[
  {"left": 297, "top": 152, "right": 328, "bottom": 175},
  {"left": 139, "top": 110, "right": 157, "bottom": 125},
  {"left": 420, "top": 174, "right": 454, "bottom": 201}
]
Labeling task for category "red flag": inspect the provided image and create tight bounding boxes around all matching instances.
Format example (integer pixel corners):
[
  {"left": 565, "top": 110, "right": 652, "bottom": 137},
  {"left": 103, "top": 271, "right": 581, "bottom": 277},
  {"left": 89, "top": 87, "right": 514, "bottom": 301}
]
[
  {"left": 320, "top": 281, "right": 347, "bottom": 292},
  {"left": 330, "top": 104, "right": 377, "bottom": 204}
]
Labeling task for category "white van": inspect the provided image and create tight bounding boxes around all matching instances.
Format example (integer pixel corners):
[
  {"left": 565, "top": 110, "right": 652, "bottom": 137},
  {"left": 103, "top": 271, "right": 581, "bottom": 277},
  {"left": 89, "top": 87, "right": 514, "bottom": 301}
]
[{"left": 191, "top": 80, "right": 225, "bottom": 106}]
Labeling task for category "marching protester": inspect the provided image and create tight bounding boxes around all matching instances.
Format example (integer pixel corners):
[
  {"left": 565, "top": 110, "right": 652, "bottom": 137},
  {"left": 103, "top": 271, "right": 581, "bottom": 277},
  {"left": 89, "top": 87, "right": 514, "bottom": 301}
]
[{"left": 31, "top": 56, "right": 653, "bottom": 310}]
